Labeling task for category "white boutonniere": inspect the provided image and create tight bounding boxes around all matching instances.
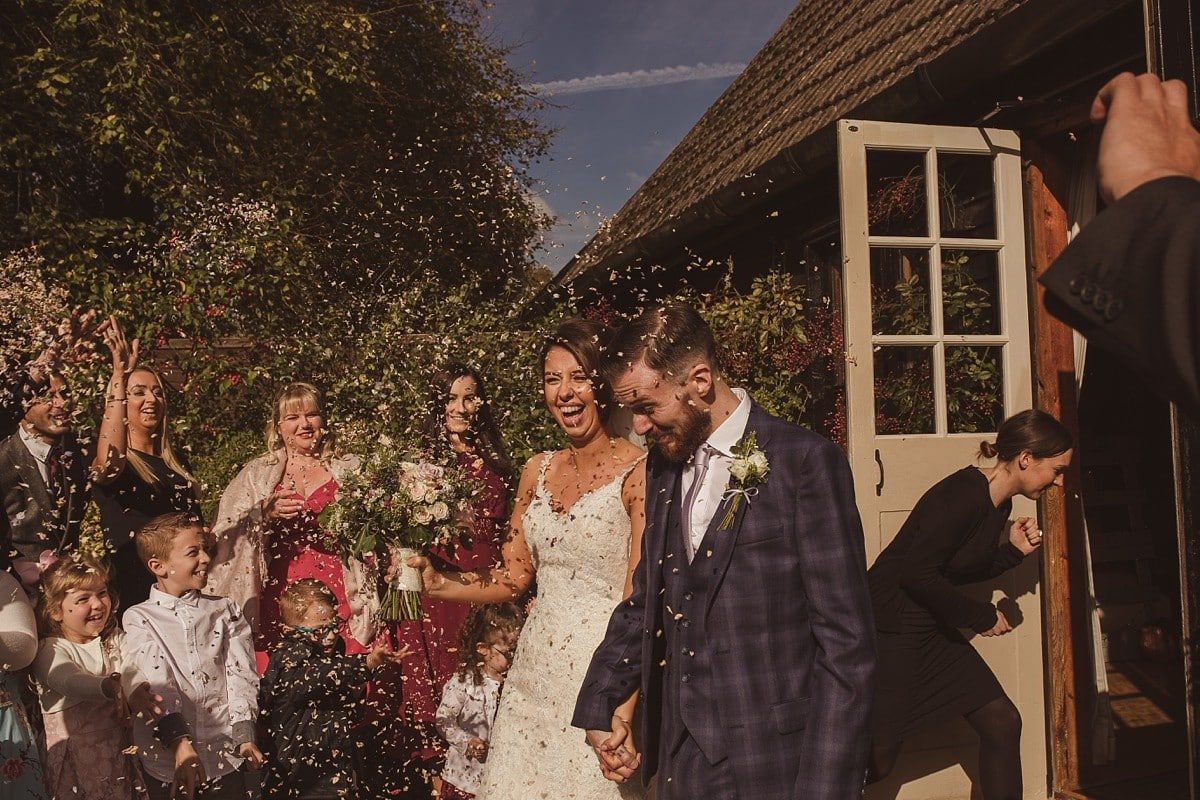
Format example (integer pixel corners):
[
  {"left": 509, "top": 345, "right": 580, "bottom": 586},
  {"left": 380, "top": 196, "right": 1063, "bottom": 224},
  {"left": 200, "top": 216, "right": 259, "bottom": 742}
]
[{"left": 718, "top": 432, "right": 769, "bottom": 531}]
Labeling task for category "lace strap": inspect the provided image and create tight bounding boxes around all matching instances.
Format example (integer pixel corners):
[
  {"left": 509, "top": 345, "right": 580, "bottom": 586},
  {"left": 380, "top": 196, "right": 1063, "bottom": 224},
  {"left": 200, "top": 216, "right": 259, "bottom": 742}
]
[
  {"left": 616, "top": 453, "right": 648, "bottom": 485},
  {"left": 534, "top": 451, "right": 555, "bottom": 495}
]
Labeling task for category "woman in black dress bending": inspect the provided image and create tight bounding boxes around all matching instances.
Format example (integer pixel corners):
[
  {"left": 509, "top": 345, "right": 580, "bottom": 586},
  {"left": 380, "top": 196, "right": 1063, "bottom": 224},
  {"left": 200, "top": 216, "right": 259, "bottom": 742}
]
[{"left": 867, "top": 410, "right": 1072, "bottom": 800}]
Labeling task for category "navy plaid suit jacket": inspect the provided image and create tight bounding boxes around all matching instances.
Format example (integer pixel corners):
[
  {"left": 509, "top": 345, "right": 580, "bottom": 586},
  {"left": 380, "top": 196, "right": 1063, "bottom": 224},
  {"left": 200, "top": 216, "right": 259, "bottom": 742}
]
[{"left": 573, "top": 403, "right": 876, "bottom": 800}]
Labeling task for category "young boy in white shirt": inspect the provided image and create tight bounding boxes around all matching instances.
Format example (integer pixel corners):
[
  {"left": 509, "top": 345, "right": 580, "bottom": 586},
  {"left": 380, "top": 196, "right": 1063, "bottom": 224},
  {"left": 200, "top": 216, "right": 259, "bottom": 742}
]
[{"left": 124, "top": 512, "right": 265, "bottom": 800}]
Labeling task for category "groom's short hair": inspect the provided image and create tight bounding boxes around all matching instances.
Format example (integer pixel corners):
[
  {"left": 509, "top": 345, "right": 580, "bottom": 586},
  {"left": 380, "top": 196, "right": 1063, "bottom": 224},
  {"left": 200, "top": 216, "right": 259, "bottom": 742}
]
[{"left": 604, "top": 302, "right": 720, "bottom": 382}]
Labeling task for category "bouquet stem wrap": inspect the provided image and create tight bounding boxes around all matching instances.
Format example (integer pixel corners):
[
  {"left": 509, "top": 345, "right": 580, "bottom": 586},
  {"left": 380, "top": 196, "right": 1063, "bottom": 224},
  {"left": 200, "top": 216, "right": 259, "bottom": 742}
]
[{"left": 383, "top": 546, "right": 424, "bottom": 621}]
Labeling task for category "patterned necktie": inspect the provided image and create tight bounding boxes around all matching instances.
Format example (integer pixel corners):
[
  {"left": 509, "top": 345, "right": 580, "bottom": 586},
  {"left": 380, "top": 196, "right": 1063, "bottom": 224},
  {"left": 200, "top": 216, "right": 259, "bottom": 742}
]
[
  {"left": 46, "top": 441, "right": 64, "bottom": 501},
  {"left": 681, "top": 445, "right": 712, "bottom": 563}
]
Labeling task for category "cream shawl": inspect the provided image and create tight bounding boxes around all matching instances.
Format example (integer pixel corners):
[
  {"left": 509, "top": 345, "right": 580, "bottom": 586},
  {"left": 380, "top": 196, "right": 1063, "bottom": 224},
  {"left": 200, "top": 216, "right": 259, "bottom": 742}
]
[{"left": 206, "top": 450, "right": 379, "bottom": 646}]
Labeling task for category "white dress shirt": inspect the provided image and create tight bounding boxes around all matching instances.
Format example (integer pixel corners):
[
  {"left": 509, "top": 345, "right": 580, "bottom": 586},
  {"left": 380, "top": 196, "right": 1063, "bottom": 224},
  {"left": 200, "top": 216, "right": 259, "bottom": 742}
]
[
  {"left": 436, "top": 673, "right": 501, "bottom": 794},
  {"left": 17, "top": 425, "right": 51, "bottom": 485},
  {"left": 33, "top": 631, "right": 148, "bottom": 714},
  {"left": 123, "top": 587, "right": 259, "bottom": 784},
  {"left": 681, "top": 388, "right": 751, "bottom": 552}
]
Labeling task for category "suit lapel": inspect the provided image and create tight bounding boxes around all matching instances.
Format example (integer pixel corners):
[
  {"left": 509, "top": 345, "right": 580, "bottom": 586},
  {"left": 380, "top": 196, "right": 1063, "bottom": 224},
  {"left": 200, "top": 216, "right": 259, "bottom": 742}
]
[
  {"left": 643, "top": 451, "right": 680, "bottom": 604},
  {"left": 703, "top": 403, "right": 773, "bottom": 617},
  {"left": 5, "top": 436, "right": 53, "bottom": 513}
]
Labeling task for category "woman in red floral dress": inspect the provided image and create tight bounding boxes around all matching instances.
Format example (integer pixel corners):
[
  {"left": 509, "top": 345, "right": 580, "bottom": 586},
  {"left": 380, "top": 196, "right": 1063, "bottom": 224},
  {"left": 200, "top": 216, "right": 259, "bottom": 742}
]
[
  {"left": 377, "top": 363, "right": 512, "bottom": 787},
  {"left": 209, "top": 382, "right": 379, "bottom": 673}
]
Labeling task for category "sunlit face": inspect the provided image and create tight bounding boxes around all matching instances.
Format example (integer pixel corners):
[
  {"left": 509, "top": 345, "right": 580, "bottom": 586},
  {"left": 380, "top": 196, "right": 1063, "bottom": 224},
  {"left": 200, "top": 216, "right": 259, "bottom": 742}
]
[
  {"left": 278, "top": 398, "right": 324, "bottom": 454},
  {"left": 53, "top": 581, "right": 112, "bottom": 644},
  {"left": 477, "top": 631, "right": 517, "bottom": 680},
  {"left": 152, "top": 526, "right": 212, "bottom": 596},
  {"left": 23, "top": 374, "right": 73, "bottom": 440},
  {"left": 1018, "top": 449, "right": 1072, "bottom": 499},
  {"left": 612, "top": 360, "right": 711, "bottom": 462},
  {"left": 127, "top": 370, "right": 165, "bottom": 437},
  {"left": 445, "top": 376, "right": 481, "bottom": 438},
  {"left": 290, "top": 600, "right": 342, "bottom": 652},
  {"left": 542, "top": 346, "right": 602, "bottom": 442}
]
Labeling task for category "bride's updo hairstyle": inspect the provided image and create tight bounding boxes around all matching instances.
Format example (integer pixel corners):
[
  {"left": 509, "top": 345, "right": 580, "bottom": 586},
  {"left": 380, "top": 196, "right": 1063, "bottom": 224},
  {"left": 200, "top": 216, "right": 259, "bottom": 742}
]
[
  {"left": 978, "top": 409, "right": 1072, "bottom": 462},
  {"left": 539, "top": 317, "right": 614, "bottom": 421}
]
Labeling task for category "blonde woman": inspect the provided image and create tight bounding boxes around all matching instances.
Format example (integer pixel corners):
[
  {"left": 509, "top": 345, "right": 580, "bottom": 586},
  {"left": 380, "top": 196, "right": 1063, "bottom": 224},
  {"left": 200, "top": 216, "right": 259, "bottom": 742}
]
[
  {"left": 92, "top": 318, "right": 201, "bottom": 609},
  {"left": 207, "top": 382, "right": 378, "bottom": 673}
]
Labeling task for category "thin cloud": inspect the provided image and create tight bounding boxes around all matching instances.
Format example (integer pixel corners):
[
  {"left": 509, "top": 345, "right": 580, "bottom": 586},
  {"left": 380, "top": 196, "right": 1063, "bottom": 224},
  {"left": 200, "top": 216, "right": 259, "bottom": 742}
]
[{"left": 528, "top": 62, "right": 746, "bottom": 96}]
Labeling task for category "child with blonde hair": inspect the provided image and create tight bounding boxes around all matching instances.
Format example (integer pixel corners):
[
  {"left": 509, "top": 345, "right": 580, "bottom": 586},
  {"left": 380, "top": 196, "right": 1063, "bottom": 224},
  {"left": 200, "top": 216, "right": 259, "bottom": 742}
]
[
  {"left": 435, "top": 603, "right": 525, "bottom": 800},
  {"left": 33, "top": 555, "right": 161, "bottom": 799}
]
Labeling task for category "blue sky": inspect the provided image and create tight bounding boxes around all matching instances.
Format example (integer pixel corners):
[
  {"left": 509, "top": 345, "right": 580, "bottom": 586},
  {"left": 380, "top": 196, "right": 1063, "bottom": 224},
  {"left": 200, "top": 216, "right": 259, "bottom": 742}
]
[{"left": 484, "top": 1, "right": 796, "bottom": 272}]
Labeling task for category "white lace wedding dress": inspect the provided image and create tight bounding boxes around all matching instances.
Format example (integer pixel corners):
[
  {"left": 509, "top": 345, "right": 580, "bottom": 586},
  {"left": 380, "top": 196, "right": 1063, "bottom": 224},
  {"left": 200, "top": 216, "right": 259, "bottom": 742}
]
[{"left": 479, "top": 453, "right": 647, "bottom": 800}]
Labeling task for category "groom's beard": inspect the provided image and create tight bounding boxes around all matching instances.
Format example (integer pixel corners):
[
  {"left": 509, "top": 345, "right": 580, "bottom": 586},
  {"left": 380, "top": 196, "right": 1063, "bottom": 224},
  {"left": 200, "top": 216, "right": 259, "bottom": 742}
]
[{"left": 652, "top": 401, "right": 711, "bottom": 463}]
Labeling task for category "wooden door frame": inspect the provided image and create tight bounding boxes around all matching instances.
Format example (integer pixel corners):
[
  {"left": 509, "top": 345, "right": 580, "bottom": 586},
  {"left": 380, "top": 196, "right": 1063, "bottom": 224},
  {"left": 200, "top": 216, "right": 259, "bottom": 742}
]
[{"left": 1023, "top": 137, "right": 1095, "bottom": 799}]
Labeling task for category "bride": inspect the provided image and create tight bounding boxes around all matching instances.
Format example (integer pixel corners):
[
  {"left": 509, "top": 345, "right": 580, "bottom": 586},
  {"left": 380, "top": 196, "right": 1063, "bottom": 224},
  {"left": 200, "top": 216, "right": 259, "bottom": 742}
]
[{"left": 410, "top": 318, "right": 647, "bottom": 799}]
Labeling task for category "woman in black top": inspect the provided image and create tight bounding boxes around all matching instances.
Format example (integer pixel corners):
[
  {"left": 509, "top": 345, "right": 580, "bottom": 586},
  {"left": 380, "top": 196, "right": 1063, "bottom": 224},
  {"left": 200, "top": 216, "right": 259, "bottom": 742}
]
[
  {"left": 867, "top": 410, "right": 1072, "bottom": 800},
  {"left": 91, "top": 319, "right": 201, "bottom": 608}
]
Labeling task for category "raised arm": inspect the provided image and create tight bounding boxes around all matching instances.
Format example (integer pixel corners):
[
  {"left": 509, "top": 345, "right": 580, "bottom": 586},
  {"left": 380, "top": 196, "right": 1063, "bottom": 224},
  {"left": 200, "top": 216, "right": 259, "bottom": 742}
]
[
  {"left": 90, "top": 317, "right": 139, "bottom": 484},
  {"left": 411, "top": 454, "right": 542, "bottom": 604}
]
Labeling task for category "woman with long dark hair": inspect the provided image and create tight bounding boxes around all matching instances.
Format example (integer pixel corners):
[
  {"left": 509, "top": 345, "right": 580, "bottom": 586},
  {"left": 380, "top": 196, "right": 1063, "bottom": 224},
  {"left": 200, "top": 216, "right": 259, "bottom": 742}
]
[
  {"left": 867, "top": 409, "right": 1073, "bottom": 800},
  {"left": 389, "top": 363, "right": 514, "bottom": 784}
]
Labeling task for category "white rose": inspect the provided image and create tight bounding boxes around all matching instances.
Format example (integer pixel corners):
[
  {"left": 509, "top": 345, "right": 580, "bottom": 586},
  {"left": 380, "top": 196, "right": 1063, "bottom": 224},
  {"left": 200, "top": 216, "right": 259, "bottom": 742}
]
[
  {"left": 407, "top": 482, "right": 428, "bottom": 503},
  {"left": 413, "top": 506, "right": 435, "bottom": 525},
  {"left": 431, "top": 501, "right": 450, "bottom": 521},
  {"left": 423, "top": 489, "right": 439, "bottom": 505},
  {"left": 748, "top": 451, "right": 769, "bottom": 477},
  {"left": 729, "top": 459, "right": 751, "bottom": 483}
]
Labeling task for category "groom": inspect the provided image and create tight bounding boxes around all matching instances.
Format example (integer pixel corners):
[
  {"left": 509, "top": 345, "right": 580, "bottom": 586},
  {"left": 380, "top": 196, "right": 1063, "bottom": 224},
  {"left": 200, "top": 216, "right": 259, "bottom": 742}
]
[{"left": 572, "top": 303, "right": 876, "bottom": 800}]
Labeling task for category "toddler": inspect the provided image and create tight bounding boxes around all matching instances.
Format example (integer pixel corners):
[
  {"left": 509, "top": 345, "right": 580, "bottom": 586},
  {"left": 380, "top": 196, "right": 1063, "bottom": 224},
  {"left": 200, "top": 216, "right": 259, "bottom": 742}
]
[
  {"left": 33, "top": 556, "right": 160, "bottom": 799},
  {"left": 258, "top": 578, "right": 407, "bottom": 799},
  {"left": 435, "top": 603, "right": 525, "bottom": 800},
  {"left": 123, "top": 512, "right": 264, "bottom": 800}
]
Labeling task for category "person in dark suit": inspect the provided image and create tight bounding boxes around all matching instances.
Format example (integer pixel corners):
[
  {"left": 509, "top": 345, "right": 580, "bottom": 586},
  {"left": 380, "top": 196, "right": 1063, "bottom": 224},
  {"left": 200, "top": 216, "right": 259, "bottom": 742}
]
[
  {"left": 572, "top": 302, "right": 876, "bottom": 800},
  {"left": 1, "top": 313, "right": 103, "bottom": 572},
  {"left": 866, "top": 410, "right": 1071, "bottom": 800},
  {"left": 1040, "top": 72, "right": 1200, "bottom": 415},
  {"left": 0, "top": 369, "right": 88, "bottom": 586}
]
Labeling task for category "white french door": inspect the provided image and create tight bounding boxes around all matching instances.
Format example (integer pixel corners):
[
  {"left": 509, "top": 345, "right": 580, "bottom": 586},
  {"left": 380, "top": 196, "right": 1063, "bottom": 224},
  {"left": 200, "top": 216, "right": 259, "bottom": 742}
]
[{"left": 837, "top": 119, "right": 1044, "bottom": 799}]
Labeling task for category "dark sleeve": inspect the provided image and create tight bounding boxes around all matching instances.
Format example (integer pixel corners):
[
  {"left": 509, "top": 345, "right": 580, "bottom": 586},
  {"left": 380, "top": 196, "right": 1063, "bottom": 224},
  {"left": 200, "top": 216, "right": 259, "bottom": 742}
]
[
  {"left": 271, "top": 650, "right": 371, "bottom": 704},
  {"left": 952, "top": 541, "right": 1026, "bottom": 585},
  {"left": 788, "top": 439, "right": 876, "bottom": 800},
  {"left": 897, "top": 491, "right": 999, "bottom": 632},
  {"left": 1040, "top": 176, "right": 1200, "bottom": 417}
]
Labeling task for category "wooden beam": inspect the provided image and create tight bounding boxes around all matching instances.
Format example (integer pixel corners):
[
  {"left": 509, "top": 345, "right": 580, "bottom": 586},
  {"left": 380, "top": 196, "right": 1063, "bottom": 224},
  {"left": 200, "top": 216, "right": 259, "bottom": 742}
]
[{"left": 1024, "top": 139, "right": 1092, "bottom": 795}]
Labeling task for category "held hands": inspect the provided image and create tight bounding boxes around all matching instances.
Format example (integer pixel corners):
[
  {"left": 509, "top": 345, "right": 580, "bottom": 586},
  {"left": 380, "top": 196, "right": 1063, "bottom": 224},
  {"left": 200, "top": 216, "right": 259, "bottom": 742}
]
[
  {"left": 1010, "top": 516, "right": 1043, "bottom": 556},
  {"left": 980, "top": 608, "right": 1013, "bottom": 637},
  {"left": 585, "top": 715, "right": 641, "bottom": 784},
  {"left": 237, "top": 742, "right": 265, "bottom": 771},
  {"left": 1091, "top": 73, "right": 1200, "bottom": 203},
  {"left": 464, "top": 736, "right": 489, "bottom": 762},
  {"left": 262, "top": 490, "right": 304, "bottom": 521},
  {"left": 170, "top": 738, "right": 206, "bottom": 800}
]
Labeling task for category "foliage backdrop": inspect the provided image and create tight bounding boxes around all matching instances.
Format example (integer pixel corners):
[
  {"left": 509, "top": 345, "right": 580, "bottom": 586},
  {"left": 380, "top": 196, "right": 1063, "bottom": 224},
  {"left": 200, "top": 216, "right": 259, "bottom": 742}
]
[{"left": 2, "top": 0, "right": 844, "bottom": 518}]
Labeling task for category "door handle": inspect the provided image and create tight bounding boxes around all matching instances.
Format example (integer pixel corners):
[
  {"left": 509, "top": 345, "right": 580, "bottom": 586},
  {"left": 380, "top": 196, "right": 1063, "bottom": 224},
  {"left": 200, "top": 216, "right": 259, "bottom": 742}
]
[{"left": 875, "top": 449, "right": 884, "bottom": 497}]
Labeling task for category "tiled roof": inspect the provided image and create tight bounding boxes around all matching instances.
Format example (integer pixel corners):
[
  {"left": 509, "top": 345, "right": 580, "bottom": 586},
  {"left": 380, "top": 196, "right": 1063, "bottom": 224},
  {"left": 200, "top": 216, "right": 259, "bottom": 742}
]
[{"left": 558, "top": 0, "right": 1032, "bottom": 284}]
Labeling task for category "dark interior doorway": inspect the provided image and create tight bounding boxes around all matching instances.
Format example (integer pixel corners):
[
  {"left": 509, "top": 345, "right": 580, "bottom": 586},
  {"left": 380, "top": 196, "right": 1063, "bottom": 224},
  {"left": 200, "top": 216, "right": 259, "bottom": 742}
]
[{"left": 1075, "top": 346, "right": 1189, "bottom": 799}]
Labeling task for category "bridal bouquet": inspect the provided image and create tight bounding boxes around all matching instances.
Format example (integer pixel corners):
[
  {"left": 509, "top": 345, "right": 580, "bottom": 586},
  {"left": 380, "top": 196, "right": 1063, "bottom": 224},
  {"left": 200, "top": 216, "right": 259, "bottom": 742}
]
[{"left": 320, "top": 444, "right": 479, "bottom": 621}]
